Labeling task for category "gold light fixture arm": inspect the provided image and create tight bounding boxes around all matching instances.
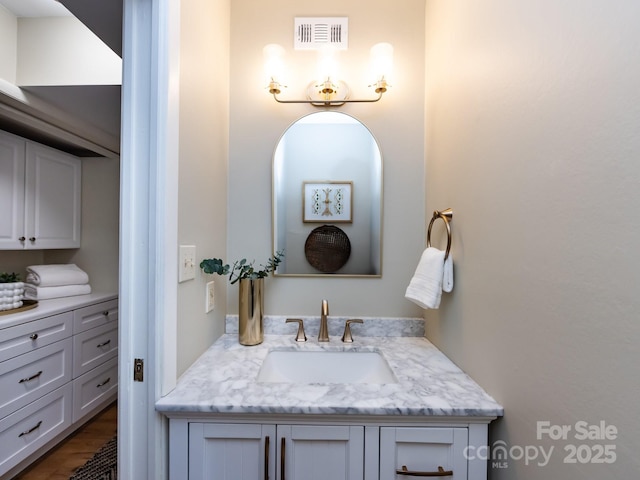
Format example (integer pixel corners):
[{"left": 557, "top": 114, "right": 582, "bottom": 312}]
[{"left": 271, "top": 90, "right": 384, "bottom": 106}]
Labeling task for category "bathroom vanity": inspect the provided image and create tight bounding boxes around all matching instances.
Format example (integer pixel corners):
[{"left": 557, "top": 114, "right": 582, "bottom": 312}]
[{"left": 156, "top": 317, "right": 503, "bottom": 480}]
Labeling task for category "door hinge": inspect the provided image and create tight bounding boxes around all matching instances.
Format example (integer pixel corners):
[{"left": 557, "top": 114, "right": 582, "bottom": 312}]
[{"left": 134, "top": 358, "right": 144, "bottom": 382}]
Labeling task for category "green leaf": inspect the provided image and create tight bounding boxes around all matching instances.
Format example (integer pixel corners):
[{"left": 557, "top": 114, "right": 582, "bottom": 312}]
[{"left": 199, "top": 250, "right": 285, "bottom": 284}]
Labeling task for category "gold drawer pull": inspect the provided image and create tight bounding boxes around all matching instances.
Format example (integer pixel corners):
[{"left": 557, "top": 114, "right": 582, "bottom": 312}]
[
  {"left": 19, "top": 371, "right": 43, "bottom": 384},
  {"left": 18, "top": 420, "right": 42, "bottom": 437},
  {"left": 396, "top": 466, "right": 453, "bottom": 477},
  {"left": 96, "top": 377, "right": 111, "bottom": 388},
  {"left": 29, "top": 333, "right": 39, "bottom": 341},
  {"left": 96, "top": 339, "right": 112, "bottom": 348}
]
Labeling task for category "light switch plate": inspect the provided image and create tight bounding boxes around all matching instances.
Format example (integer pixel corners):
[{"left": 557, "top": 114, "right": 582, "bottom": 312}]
[{"left": 179, "top": 245, "right": 196, "bottom": 282}]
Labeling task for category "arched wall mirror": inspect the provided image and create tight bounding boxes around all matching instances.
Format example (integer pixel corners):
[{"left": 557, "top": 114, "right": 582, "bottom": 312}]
[{"left": 273, "top": 112, "right": 383, "bottom": 276}]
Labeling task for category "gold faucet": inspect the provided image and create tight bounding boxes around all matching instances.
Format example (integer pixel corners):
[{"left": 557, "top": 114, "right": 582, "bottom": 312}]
[{"left": 318, "top": 299, "right": 330, "bottom": 342}]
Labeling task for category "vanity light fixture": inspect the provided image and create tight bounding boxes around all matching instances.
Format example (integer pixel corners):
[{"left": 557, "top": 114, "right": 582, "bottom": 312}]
[{"left": 264, "top": 42, "right": 394, "bottom": 107}]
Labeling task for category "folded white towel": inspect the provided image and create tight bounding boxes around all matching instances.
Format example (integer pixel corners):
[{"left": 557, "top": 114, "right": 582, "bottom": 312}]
[
  {"left": 26, "top": 264, "right": 89, "bottom": 287},
  {"left": 24, "top": 283, "right": 92, "bottom": 300},
  {"left": 405, "top": 247, "right": 452, "bottom": 309},
  {"left": 443, "top": 253, "right": 454, "bottom": 293}
]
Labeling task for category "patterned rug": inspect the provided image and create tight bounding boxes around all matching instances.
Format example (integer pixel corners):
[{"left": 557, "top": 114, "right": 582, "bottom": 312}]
[{"left": 69, "top": 435, "right": 117, "bottom": 480}]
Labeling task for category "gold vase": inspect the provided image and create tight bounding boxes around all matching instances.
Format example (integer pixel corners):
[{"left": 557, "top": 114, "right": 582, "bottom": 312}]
[{"left": 238, "top": 278, "right": 264, "bottom": 346}]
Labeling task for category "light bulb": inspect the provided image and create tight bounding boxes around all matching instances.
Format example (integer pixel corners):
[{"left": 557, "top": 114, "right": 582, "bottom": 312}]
[
  {"left": 370, "top": 42, "right": 394, "bottom": 80},
  {"left": 263, "top": 44, "right": 285, "bottom": 84}
]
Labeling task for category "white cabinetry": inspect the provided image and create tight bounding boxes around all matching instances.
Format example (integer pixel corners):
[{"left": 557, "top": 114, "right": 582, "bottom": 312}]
[
  {"left": 176, "top": 418, "right": 483, "bottom": 480},
  {"left": 187, "top": 423, "right": 364, "bottom": 480},
  {"left": 0, "top": 130, "right": 81, "bottom": 250},
  {"left": 379, "top": 427, "right": 468, "bottom": 480},
  {"left": 0, "top": 295, "right": 117, "bottom": 477}
]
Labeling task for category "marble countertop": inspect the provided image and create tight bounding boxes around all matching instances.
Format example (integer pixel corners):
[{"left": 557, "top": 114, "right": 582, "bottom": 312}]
[
  {"left": 0, "top": 292, "right": 118, "bottom": 330},
  {"left": 156, "top": 325, "right": 504, "bottom": 418}
]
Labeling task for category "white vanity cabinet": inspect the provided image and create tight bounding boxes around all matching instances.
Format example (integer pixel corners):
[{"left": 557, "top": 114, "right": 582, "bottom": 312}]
[
  {"left": 379, "top": 427, "right": 469, "bottom": 480},
  {"left": 187, "top": 423, "right": 364, "bottom": 480},
  {"left": 0, "top": 294, "right": 117, "bottom": 478},
  {"left": 158, "top": 332, "right": 503, "bottom": 480},
  {"left": 0, "top": 129, "right": 81, "bottom": 250},
  {"left": 170, "top": 417, "right": 489, "bottom": 480}
]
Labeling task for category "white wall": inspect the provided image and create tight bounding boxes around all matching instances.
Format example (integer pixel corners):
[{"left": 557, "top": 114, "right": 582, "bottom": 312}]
[
  {"left": 229, "top": 0, "right": 426, "bottom": 317},
  {"left": 176, "top": 0, "right": 230, "bottom": 375},
  {"left": 424, "top": 0, "right": 640, "bottom": 477},
  {"left": 17, "top": 17, "right": 121, "bottom": 86},
  {"left": 0, "top": 6, "right": 16, "bottom": 83},
  {"left": 46, "top": 157, "right": 120, "bottom": 292}
]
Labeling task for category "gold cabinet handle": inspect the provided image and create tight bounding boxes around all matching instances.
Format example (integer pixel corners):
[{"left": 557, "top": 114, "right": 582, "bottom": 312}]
[
  {"left": 18, "top": 420, "right": 42, "bottom": 437},
  {"left": 96, "top": 377, "right": 111, "bottom": 388},
  {"left": 280, "top": 437, "right": 286, "bottom": 480},
  {"left": 19, "top": 370, "right": 43, "bottom": 384},
  {"left": 396, "top": 466, "right": 453, "bottom": 477},
  {"left": 264, "top": 435, "right": 270, "bottom": 480},
  {"left": 96, "top": 339, "right": 111, "bottom": 348}
]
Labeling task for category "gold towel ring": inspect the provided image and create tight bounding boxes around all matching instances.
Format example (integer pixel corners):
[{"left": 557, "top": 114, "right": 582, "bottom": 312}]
[{"left": 427, "top": 208, "right": 453, "bottom": 260}]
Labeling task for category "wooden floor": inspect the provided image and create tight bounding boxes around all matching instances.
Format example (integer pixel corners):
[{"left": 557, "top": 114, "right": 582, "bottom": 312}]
[{"left": 13, "top": 402, "right": 117, "bottom": 480}]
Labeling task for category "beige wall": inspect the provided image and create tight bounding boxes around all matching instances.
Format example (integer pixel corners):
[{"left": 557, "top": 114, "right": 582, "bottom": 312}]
[
  {"left": 229, "top": 0, "right": 426, "bottom": 317},
  {"left": 424, "top": 0, "right": 640, "bottom": 477},
  {"left": 176, "top": 0, "right": 230, "bottom": 375}
]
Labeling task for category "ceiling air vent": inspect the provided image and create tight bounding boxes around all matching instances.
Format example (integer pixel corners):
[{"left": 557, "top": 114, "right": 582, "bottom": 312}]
[{"left": 294, "top": 17, "right": 348, "bottom": 50}]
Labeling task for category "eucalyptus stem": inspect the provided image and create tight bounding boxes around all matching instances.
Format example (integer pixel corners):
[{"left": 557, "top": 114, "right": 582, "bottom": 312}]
[{"left": 200, "top": 250, "right": 284, "bottom": 284}]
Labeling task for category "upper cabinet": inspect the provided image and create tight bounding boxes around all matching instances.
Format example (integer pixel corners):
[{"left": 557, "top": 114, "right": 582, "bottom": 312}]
[{"left": 0, "top": 130, "right": 81, "bottom": 250}]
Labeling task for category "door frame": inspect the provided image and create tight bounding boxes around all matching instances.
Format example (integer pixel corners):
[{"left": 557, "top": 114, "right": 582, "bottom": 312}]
[{"left": 119, "top": 0, "right": 180, "bottom": 478}]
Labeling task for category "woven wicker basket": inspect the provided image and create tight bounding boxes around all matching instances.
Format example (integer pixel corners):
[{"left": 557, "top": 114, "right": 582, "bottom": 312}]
[{"left": 304, "top": 225, "right": 351, "bottom": 273}]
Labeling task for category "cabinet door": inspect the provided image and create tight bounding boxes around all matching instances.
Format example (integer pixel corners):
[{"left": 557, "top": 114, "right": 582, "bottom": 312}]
[
  {"left": 379, "top": 427, "right": 468, "bottom": 480},
  {"left": 24, "top": 142, "right": 81, "bottom": 249},
  {"left": 0, "top": 131, "right": 25, "bottom": 249},
  {"left": 278, "top": 425, "right": 365, "bottom": 480},
  {"left": 189, "top": 423, "right": 276, "bottom": 480}
]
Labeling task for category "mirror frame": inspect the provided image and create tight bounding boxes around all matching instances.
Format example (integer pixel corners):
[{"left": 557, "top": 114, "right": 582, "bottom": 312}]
[{"left": 272, "top": 112, "right": 384, "bottom": 277}]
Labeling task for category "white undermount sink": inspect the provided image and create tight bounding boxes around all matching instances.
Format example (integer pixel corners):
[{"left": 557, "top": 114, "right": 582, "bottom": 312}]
[{"left": 257, "top": 350, "right": 398, "bottom": 384}]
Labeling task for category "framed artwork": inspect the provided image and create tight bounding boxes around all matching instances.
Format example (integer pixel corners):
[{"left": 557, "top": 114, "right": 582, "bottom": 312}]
[{"left": 303, "top": 181, "right": 353, "bottom": 223}]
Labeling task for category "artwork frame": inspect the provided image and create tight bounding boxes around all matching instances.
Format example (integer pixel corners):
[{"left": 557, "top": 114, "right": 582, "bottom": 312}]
[{"left": 303, "top": 181, "right": 353, "bottom": 223}]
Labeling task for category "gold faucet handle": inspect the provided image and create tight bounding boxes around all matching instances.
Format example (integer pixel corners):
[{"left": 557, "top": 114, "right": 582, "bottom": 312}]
[
  {"left": 341, "top": 319, "right": 364, "bottom": 343},
  {"left": 286, "top": 318, "right": 307, "bottom": 342}
]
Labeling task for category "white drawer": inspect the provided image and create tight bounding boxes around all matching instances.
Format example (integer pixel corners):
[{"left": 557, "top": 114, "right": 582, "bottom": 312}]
[
  {"left": 72, "top": 324, "right": 118, "bottom": 378},
  {"left": 0, "top": 311, "right": 73, "bottom": 363},
  {"left": 0, "top": 383, "right": 73, "bottom": 477},
  {"left": 0, "top": 338, "right": 73, "bottom": 419},
  {"left": 72, "top": 357, "right": 117, "bottom": 423},
  {"left": 73, "top": 299, "right": 118, "bottom": 334}
]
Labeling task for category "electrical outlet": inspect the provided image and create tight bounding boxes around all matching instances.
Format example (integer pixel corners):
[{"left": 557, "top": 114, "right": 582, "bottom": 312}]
[
  {"left": 179, "top": 245, "right": 196, "bottom": 282},
  {"left": 205, "top": 281, "right": 215, "bottom": 313}
]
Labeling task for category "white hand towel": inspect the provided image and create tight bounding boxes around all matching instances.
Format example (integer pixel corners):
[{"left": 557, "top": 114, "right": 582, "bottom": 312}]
[
  {"left": 443, "top": 253, "right": 454, "bottom": 293},
  {"left": 24, "top": 283, "right": 92, "bottom": 300},
  {"left": 405, "top": 247, "right": 448, "bottom": 309},
  {"left": 26, "top": 264, "right": 89, "bottom": 287}
]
